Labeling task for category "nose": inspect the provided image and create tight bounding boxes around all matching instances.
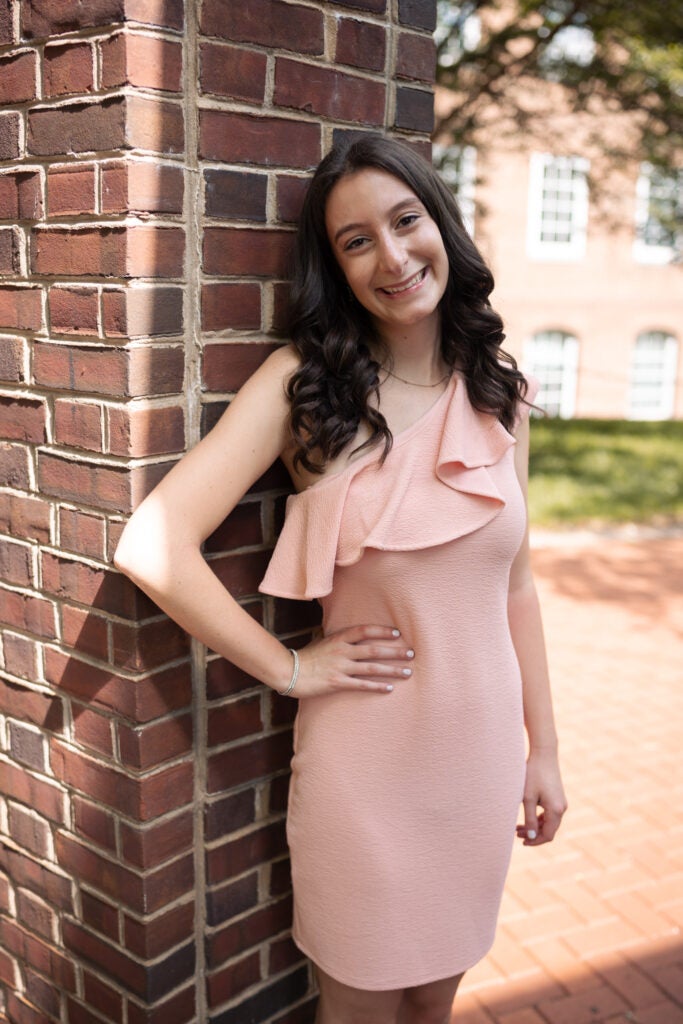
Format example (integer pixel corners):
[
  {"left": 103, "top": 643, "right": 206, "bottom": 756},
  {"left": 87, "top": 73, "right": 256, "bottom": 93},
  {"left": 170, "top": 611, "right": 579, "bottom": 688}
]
[{"left": 377, "top": 231, "right": 407, "bottom": 275}]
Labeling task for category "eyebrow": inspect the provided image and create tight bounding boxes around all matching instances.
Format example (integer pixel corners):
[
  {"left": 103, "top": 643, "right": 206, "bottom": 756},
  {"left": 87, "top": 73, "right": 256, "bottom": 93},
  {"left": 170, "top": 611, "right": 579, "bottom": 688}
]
[{"left": 332, "top": 197, "right": 423, "bottom": 245}]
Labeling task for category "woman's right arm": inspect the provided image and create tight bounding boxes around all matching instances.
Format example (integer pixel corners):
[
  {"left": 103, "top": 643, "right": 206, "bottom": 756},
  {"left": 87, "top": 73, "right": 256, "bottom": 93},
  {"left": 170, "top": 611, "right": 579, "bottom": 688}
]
[{"left": 114, "top": 347, "right": 413, "bottom": 696}]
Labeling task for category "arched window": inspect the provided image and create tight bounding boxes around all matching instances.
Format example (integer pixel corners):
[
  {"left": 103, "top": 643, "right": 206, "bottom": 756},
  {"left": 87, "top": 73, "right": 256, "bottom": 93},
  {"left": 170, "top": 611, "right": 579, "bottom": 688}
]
[
  {"left": 628, "top": 331, "right": 678, "bottom": 419},
  {"left": 524, "top": 330, "right": 579, "bottom": 417}
]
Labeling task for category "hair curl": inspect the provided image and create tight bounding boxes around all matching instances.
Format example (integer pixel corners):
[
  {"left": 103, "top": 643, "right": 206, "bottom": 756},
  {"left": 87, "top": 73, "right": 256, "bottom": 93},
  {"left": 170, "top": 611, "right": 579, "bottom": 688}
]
[{"left": 286, "top": 133, "right": 528, "bottom": 473}]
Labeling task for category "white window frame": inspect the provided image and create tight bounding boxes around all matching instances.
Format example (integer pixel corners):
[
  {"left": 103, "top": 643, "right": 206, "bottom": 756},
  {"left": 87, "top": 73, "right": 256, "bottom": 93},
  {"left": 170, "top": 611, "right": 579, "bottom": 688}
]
[
  {"left": 628, "top": 331, "right": 678, "bottom": 420},
  {"left": 526, "top": 153, "right": 589, "bottom": 262},
  {"left": 432, "top": 143, "right": 477, "bottom": 237},
  {"left": 633, "top": 164, "right": 682, "bottom": 265},
  {"left": 524, "top": 330, "right": 579, "bottom": 417}
]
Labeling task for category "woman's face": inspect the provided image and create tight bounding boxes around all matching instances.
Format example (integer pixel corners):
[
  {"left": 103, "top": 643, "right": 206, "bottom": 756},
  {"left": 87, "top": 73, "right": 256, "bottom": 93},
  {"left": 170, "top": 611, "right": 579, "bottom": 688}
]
[{"left": 324, "top": 167, "right": 450, "bottom": 336}]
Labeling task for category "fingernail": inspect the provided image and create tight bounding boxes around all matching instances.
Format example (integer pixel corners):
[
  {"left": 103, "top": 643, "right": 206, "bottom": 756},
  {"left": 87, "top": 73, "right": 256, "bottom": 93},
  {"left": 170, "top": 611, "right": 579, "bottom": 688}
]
[
  {"left": 386, "top": 685, "right": 394, "bottom": 692},
  {"left": 406, "top": 649, "right": 415, "bottom": 658},
  {"left": 526, "top": 829, "right": 537, "bottom": 840},
  {"left": 402, "top": 668, "right": 412, "bottom": 677},
  {"left": 392, "top": 629, "right": 400, "bottom": 637}
]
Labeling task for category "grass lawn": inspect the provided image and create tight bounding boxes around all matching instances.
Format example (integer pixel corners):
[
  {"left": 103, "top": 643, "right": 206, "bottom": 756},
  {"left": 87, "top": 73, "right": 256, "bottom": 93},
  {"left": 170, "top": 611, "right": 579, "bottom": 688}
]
[{"left": 527, "top": 418, "right": 683, "bottom": 528}]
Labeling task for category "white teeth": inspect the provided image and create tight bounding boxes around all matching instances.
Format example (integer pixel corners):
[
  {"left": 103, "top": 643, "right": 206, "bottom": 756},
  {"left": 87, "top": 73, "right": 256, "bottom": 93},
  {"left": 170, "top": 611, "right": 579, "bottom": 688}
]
[{"left": 383, "top": 269, "right": 425, "bottom": 294}]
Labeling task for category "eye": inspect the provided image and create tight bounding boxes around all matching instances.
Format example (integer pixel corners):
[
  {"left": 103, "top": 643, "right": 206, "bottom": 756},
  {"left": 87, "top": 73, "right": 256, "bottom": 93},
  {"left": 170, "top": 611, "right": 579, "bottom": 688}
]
[
  {"left": 343, "top": 235, "right": 369, "bottom": 252},
  {"left": 397, "top": 213, "right": 420, "bottom": 229}
]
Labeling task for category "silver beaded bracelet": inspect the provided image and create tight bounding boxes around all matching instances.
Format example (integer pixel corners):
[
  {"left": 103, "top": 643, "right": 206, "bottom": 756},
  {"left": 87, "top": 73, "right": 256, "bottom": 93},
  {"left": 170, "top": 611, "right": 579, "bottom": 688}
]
[{"left": 281, "top": 648, "right": 299, "bottom": 697}]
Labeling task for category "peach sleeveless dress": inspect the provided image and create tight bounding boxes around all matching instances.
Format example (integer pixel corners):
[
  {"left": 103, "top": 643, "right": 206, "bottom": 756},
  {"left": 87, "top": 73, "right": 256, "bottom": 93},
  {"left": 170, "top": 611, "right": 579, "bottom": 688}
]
[{"left": 260, "top": 373, "right": 537, "bottom": 990}]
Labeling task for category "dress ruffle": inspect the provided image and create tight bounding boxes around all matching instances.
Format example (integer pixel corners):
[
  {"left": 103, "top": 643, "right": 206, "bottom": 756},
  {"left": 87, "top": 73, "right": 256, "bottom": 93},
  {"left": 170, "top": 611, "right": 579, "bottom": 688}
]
[{"left": 259, "top": 374, "right": 529, "bottom": 601}]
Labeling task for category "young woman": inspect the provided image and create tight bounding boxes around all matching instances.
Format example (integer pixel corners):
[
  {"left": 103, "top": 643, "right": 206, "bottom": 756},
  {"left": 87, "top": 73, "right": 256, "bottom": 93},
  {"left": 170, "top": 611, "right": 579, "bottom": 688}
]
[{"left": 115, "top": 134, "right": 567, "bottom": 1024}]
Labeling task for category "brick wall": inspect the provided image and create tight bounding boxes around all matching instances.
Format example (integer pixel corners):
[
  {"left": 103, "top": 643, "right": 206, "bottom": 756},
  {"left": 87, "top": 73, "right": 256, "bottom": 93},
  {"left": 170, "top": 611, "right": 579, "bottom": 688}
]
[{"left": 0, "top": 1, "right": 436, "bottom": 1021}]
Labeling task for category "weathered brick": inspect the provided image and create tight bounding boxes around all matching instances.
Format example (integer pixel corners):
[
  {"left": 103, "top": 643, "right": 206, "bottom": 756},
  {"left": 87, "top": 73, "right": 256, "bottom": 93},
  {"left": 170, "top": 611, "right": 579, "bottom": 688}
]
[
  {"left": 276, "top": 175, "right": 309, "bottom": 224},
  {"left": 0, "top": 335, "right": 28, "bottom": 381},
  {"left": 203, "top": 227, "right": 292, "bottom": 277},
  {"left": 394, "top": 84, "right": 435, "bottom": 132},
  {"left": 0, "top": 536, "right": 34, "bottom": 587},
  {"left": 3, "top": 633, "right": 40, "bottom": 684},
  {"left": 200, "top": 42, "right": 266, "bottom": 104},
  {"left": 201, "top": 0, "right": 323, "bottom": 54},
  {"left": 44, "top": 41, "right": 95, "bottom": 96},
  {"left": 0, "top": 49, "right": 37, "bottom": 104},
  {"left": 102, "top": 160, "right": 184, "bottom": 214},
  {"left": 206, "top": 894, "right": 291, "bottom": 967},
  {"left": 28, "top": 98, "right": 126, "bottom": 156},
  {"left": 38, "top": 450, "right": 132, "bottom": 512},
  {"left": 47, "top": 163, "right": 96, "bottom": 216},
  {"left": 207, "top": 950, "right": 261, "bottom": 1009},
  {"left": 34, "top": 341, "right": 184, "bottom": 398},
  {"left": 102, "top": 285, "right": 184, "bottom": 338},
  {"left": 202, "top": 341, "right": 278, "bottom": 392},
  {"left": 206, "top": 871, "right": 259, "bottom": 928},
  {"left": 0, "top": 917, "right": 76, "bottom": 989},
  {"left": 275, "top": 58, "right": 385, "bottom": 125},
  {"left": 0, "top": 286, "right": 43, "bottom": 331},
  {"left": 207, "top": 694, "right": 263, "bottom": 748},
  {"left": 100, "top": 31, "right": 183, "bottom": 92},
  {"left": 0, "top": 395, "right": 47, "bottom": 443},
  {"left": 204, "top": 788, "right": 256, "bottom": 842},
  {"left": 107, "top": 402, "right": 186, "bottom": 457},
  {"left": 124, "top": 900, "right": 194, "bottom": 959},
  {"left": 0, "top": 441, "right": 30, "bottom": 488},
  {"left": 0, "top": 226, "right": 22, "bottom": 273},
  {"left": 0, "top": 761, "right": 66, "bottom": 825},
  {"left": 54, "top": 397, "right": 104, "bottom": 451},
  {"left": 207, "top": 730, "right": 293, "bottom": 792},
  {"left": 398, "top": 0, "right": 436, "bottom": 31},
  {"left": 82, "top": 969, "right": 124, "bottom": 1022},
  {"left": 73, "top": 706, "right": 114, "bottom": 756},
  {"left": 22, "top": 0, "right": 126, "bottom": 37},
  {"left": 0, "top": 590, "right": 57, "bottom": 640},
  {"left": 0, "top": 0, "right": 13, "bottom": 44},
  {"left": 16, "top": 889, "right": 58, "bottom": 942},
  {"left": 126, "top": 94, "right": 184, "bottom": 154},
  {"left": 110, "top": 616, "right": 189, "bottom": 672},
  {"left": 204, "top": 168, "right": 267, "bottom": 222},
  {"left": 80, "top": 889, "right": 119, "bottom": 942},
  {"left": 199, "top": 110, "right": 320, "bottom": 168},
  {"left": 396, "top": 30, "right": 436, "bottom": 81},
  {"left": 124, "top": 0, "right": 184, "bottom": 31},
  {"left": 0, "top": 111, "right": 21, "bottom": 160},
  {"left": 58, "top": 506, "right": 106, "bottom": 560},
  {"left": 126, "top": 986, "right": 196, "bottom": 1024},
  {"left": 328, "top": 0, "right": 387, "bottom": 10},
  {"left": 120, "top": 810, "right": 193, "bottom": 868},
  {"left": 61, "top": 602, "right": 109, "bottom": 659},
  {"left": 8, "top": 803, "right": 51, "bottom": 859},
  {"left": 336, "top": 18, "right": 387, "bottom": 72},
  {"left": 9, "top": 720, "right": 46, "bottom": 770},
  {"left": 32, "top": 225, "right": 185, "bottom": 279},
  {"left": 201, "top": 283, "right": 261, "bottom": 332},
  {"left": 0, "top": 170, "right": 42, "bottom": 220},
  {"left": 49, "top": 285, "right": 99, "bottom": 335}
]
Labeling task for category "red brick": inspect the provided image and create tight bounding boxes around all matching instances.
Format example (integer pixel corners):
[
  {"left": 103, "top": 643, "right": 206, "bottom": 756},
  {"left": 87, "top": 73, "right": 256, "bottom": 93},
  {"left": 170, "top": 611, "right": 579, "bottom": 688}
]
[
  {"left": 0, "top": 763, "right": 66, "bottom": 825},
  {"left": 207, "top": 949, "right": 261, "bottom": 1008},
  {"left": 16, "top": 889, "right": 58, "bottom": 941},
  {"left": 0, "top": 49, "right": 37, "bottom": 103},
  {"left": 44, "top": 41, "right": 94, "bottom": 96},
  {"left": 73, "top": 795, "right": 117, "bottom": 853},
  {"left": 394, "top": 83, "right": 434, "bottom": 132},
  {"left": 0, "top": 679, "right": 61, "bottom": 731},
  {"left": 0, "top": 226, "right": 21, "bottom": 273},
  {"left": 0, "top": 590, "right": 56, "bottom": 639},
  {"left": 269, "top": 934, "right": 302, "bottom": 974},
  {"left": 204, "top": 789, "right": 256, "bottom": 843},
  {"left": 0, "top": 536, "right": 33, "bottom": 587},
  {"left": 124, "top": 900, "right": 194, "bottom": 958},
  {"left": 0, "top": 440, "right": 31, "bottom": 487},
  {"left": 201, "top": 283, "right": 261, "bottom": 332},
  {"left": 80, "top": 889, "right": 119, "bottom": 942},
  {"left": 40, "top": 554, "right": 154, "bottom": 619},
  {"left": 102, "top": 284, "right": 184, "bottom": 338},
  {"left": 126, "top": 986, "right": 196, "bottom": 1024},
  {"left": 203, "top": 227, "right": 292, "bottom": 277},
  {"left": 45, "top": 649, "right": 192, "bottom": 722},
  {"left": 6, "top": 991, "right": 53, "bottom": 1024},
  {"left": 124, "top": 0, "right": 184, "bottom": 30},
  {"left": 207, "top": 730, "right": 293, "bottom": 792},
  {"left": 8, "top": 803, "right": 51, "bottom": 859},
  {"left": 54, "top": 397, "right": 103, "bottom": 451},
  {"left": 125, "top": 93, "right": 184, "bottom": 155},
  {"left": 199, "top": 109, "right": 320, "bottom": 168},
  {"left": 274, "top": 58, "right": 385, "bottom": 125},
  {"left": 396, "top": 30, "right": 436, "bottom": 82},
  {"left": 0, "top": 111, "right": 21, "bottom": 160},
  {"left": 0, "top": 844, "right": 71, "bottom": 910},
  {"left": 58, "top": 507, "right": 106, "bottom": 560},
  {"left": 204, "top": 167, "right": 267, "bottom": 221},
  {"left": 3, "top": 633, "right": 40, "bottom": 683},
  {"left": 207, "top": 693, "right": 263, "bottom": 747},
  {"left": 0, "top": 491, "right": 51, "bottom": 544},
  {"left": 202, "top": 341, "right": 277, "bottom": 392},
  {"left": 271, "top": 279, "right": 291, "bottom": 331},
  {"left": 0, "top": 286, "right": 43, "bottom": 331},
  {"left": 206, "top": 654, "right": 262, "bottom": 700},
  {"left": 0, "top": 170, "right": 42, "bottom": 220},
  {"left": 201, "top": 0, "right": 323, "bottom": 53},
  {"left": 0, "top": 334, "right": 28, "bottom": 381},
  {"left": 0, "top": 395, "right": 46, "bottom": 443},
  {"left": 9, "top": 719, "right": 46, "bottom": 770},
  {"left": 336, "top": 18, "right": 387, "bottom": 72},
  {"left": 34, "top": 341, "right": 184, "bottom": 398},
  {"left": 47, "top": 163, "right": 96, "bottom": 216},
  {"left": 120, "top": 810, "right": 193, "bottom": 869},
  {"left": 48, "top": 285, "right": 99, "bottom": 335},
  {"left": 101, "top": 31, "right": 182, "bottom": 92},
  {"left": 0, "top": 0, "right": 13, "bottom": 44},
  {"left": 38, "top": 450, "right": 130, "bottom": 512},
  {"left": 206, "top": 819, "right": 285, "bottom": 885},
  {"left": 73, "top": 706, "right": 114, "bottom": 756},
  {"left": 205, "top": 500, "right": 263, "bottom": 554},
  {"left": 118, "top": 713, "right": 193, "bottom": 769},
  {"left": 205, "top": 871, "right": 258, "bottom": 928},
  {"left": 111, "top": 616, "right": 189, "bottom": 672},
  {"left": 26, "top": 967, "right": 66, "bottom": 1017},
  {"left": 82, "top": 969, "right": 124, "bottom": 1022},
  {"left": 32, "top": 225, "right": 184, "bottom": 279},
  {"left": 207, "top": 894, "right": 292, "bottom": 967},
  {"left": 107, "top": 402, "right": 186, "bottom": 457},
  {"left": 398, "top": 0, "right": 435, "bottom": 30},
  {"left": 28, "top": 98, "right": 126, "bottom": 156},
  {"left": 22, "top": 0, "right": 126, "bottom": 37},
  {"left": 56, "top": 830, "right": 144, "bottom": 908},
  {"left": 102, "top": 160, "right": 184, "bottom": 214},
  {"left": 199, "top": 41, "right": 266, "bottom": 103}
]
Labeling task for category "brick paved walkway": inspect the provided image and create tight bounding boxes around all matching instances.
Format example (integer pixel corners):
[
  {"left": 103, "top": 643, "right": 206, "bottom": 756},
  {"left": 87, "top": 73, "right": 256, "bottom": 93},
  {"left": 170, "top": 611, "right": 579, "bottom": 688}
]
[{"left": 453, "top": 535, "right": 683, "bottom": 1024}]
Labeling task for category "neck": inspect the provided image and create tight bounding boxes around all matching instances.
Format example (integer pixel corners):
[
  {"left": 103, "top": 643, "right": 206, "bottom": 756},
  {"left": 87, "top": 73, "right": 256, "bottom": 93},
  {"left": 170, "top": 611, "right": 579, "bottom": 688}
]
[{"left": 373, "top": 318, "right": 445, "bottom": 386}]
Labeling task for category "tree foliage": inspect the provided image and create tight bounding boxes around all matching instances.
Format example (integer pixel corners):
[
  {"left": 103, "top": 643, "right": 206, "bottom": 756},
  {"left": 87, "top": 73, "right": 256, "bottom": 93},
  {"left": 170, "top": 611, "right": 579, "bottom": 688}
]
[{"left": 435, "top": 0, "right": 683, "bottom": 171}]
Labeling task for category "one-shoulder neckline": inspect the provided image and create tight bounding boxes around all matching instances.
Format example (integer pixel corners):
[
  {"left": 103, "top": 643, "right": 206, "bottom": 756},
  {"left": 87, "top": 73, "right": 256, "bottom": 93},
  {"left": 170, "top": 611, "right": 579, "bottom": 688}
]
[{"left": 295, "top": 373, "right": 459, "bottom": 497}]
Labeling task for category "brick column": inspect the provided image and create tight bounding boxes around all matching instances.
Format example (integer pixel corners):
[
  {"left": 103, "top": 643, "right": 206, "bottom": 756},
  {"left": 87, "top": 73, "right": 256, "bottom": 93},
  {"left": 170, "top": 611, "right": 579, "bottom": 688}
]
[{"left": 0, "top": 1, "right": 436, "bottom": 1022}]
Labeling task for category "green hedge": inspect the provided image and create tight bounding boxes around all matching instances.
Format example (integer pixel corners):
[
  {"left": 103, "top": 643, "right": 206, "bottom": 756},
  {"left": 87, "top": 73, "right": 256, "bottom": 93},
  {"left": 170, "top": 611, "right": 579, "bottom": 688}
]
[{"left": 527, "top": 418, "right": 683, "bottom": 527}]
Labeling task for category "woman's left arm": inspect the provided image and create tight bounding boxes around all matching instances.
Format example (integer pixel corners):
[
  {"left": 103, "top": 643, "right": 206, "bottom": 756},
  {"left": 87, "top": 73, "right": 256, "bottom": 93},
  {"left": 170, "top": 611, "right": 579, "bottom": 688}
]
[{"left": 509, "top": 414, "right": 568, "bottom": 846}]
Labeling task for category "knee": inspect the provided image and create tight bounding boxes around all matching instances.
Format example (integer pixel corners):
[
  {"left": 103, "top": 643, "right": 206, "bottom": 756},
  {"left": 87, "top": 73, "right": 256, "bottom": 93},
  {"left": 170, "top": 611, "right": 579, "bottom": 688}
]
[{"left": 402, "top": 1002, "right": 452, "bottom": 1024}]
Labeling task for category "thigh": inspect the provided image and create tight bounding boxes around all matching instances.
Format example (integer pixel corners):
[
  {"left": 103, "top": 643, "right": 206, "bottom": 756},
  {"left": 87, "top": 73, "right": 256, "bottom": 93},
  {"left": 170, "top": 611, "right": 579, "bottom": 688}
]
[
  {"left": 399, "top": 972, "right": 464, "bottom": 1023},
  {"left": 315, "top": 964, "right": 404, "bottom": 1024}
]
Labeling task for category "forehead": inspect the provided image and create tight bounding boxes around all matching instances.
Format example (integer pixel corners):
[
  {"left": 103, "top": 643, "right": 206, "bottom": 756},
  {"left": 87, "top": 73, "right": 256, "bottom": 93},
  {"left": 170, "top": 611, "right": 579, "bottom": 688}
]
[{"left": 324, "top": 168, "right": 421, "bottom": 228}]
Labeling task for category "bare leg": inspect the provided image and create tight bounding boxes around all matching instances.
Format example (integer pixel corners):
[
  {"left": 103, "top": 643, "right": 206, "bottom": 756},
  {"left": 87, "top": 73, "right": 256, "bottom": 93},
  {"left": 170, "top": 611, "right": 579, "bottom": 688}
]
[
  {"left": 314, "top": 964, "right": 405, "bottom": 1024},
  {"left": 397, "top": 973, "right": 465, "bottom": 1024}
]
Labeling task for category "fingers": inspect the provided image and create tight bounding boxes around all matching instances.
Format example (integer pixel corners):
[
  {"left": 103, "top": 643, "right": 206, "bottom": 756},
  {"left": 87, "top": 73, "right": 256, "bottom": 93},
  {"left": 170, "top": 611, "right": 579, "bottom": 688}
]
[
  {"left": 520, "top": 796, "right": 540, "bottom": 845},
  {"left": 517, "top": 800, "right": 567, "bottom": 845}
]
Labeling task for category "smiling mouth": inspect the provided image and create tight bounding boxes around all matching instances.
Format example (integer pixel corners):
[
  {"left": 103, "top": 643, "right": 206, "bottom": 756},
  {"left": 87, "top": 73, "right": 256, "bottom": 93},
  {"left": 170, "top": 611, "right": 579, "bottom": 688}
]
[{"left": 380, "top": 268, "right": 427, "bottom": 295}]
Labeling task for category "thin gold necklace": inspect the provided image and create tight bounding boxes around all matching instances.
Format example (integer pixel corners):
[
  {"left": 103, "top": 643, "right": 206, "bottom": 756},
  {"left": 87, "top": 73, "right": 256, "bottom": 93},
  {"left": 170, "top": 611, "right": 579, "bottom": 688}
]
[{"left": 383, "top": 367, "right": 451, "bottom": 388}]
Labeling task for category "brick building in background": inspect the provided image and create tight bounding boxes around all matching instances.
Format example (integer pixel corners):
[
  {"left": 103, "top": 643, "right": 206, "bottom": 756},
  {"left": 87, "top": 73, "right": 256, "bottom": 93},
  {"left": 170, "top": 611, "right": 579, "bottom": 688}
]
[{"left": 0, "top": 2, "right": 436, "bottom": 1021}]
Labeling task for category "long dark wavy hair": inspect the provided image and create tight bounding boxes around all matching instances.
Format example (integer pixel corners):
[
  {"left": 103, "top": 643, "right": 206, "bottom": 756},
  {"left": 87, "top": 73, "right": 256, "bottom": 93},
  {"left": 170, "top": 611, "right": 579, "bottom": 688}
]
[{"left": 286, "top": 132, "right": 528, "bottom": 473}]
